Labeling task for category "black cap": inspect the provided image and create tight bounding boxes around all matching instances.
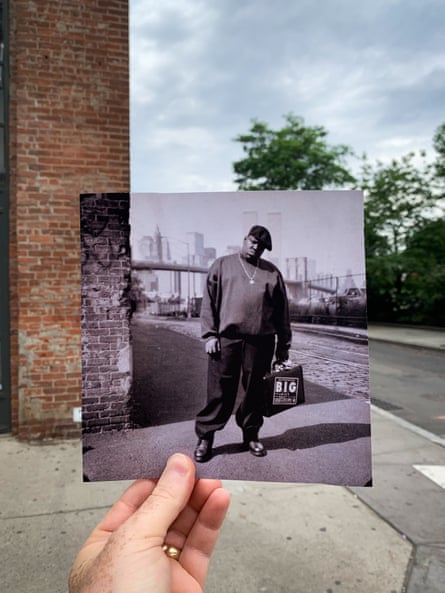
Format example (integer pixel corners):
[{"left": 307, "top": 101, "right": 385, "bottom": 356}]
[{"left": 248, "top": 225, "right": 272, "bottom": 251}]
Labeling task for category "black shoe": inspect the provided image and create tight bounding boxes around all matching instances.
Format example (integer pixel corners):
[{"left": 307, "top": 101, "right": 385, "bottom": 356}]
[
  {"left": 194, "top": 438, "right": 213, "bottom": 463},
  {"left": 246, "top": 439, "right": 267, "bottom": 457}
]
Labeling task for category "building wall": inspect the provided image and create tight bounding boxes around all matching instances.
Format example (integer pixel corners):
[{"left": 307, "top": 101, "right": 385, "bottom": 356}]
[
  {"left": 9, "top": 0, "right": 130, "bottom": 439},
  {"left": 80, "top": 193, "right": 131, "bottom": 433}
]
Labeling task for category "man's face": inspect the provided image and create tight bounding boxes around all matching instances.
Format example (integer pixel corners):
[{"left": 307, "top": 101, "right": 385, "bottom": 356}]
[{"left": 241, "top": 235, "right": 266, "bottom": 261}]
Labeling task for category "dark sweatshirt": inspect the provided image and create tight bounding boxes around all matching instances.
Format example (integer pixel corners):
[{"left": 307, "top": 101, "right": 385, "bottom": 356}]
[{"left": 200, "top": 253, "right": 292, "bottom": 353}]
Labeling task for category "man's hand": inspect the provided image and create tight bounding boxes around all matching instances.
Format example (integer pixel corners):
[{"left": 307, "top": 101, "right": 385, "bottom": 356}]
[
  {"left": 275, "top": 345, "right": 289, "bottom": 363},
  {"left": 274, "top": 344, "right": 292, "bottom": 372},
  {"left": 205, "top": 337, "right": 220, "bottom": 355},
  {"left": 69, "top": 454, "right": 230, "bottom": 593}
]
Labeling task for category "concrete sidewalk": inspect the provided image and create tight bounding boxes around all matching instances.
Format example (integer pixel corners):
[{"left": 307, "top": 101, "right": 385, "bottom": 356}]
[
  {"left": 353, "top": 406, "right": 445, "bottom": 593},
  {"left": 368, "top": 324, "right": 445, "bottom": 351}
]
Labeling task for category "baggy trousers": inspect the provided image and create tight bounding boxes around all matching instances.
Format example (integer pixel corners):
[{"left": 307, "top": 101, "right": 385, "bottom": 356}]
[{"left": 195, "top": 334, "right": 276, "bottom": 441}]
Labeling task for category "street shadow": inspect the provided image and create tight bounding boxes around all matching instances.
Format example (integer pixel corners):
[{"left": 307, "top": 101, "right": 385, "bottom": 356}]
[
  {"left": 264, "top": 422, "right": 371, "bottom": 451},
  {"left": 212, "top": 441, "right": 249, "bottom": 457},
  {"left": 301, "top": 380, "right": 350, "bottom": 405},
  {"left": 130, "top": 318, "right": 208, "bottom": 427},
  {"left": 212, "top": 422, "right": 370, "bottom": 458}
]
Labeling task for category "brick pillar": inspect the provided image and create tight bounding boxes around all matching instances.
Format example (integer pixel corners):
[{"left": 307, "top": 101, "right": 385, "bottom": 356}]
[
  {"left": 80, "top": 193, "right": 132, "bottom": 432},
  {"left": 8, "top": 0, "right": 129, "bottom": 439}
]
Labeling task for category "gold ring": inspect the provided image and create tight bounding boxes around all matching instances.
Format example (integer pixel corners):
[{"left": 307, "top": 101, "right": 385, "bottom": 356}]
[{"left": 162, "top": 544, "right": 181, "bottom": 560}]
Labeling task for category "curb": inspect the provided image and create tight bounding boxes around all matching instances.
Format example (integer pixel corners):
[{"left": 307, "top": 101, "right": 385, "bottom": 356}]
[
  {"left": 367, "top": 336, "right": 445, "bottom": 353},
  {"left": 292, "top": 322, "right": 368, "bottom": 344}
]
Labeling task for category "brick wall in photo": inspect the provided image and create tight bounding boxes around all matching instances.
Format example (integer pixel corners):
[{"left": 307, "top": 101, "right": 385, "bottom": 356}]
[
  {"left": 80, "top": 193, "right": 132, "bottom": 433},
  {"left": 8, "top": 0, "right": 130, "bottom": 438}
]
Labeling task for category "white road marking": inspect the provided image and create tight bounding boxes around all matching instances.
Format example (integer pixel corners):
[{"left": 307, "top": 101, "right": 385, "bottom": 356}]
[{"left": 413, "top": 465, "right": 445, "bottom": 489}]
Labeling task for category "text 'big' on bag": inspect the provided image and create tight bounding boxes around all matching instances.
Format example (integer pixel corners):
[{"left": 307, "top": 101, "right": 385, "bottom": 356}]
[{"left": 262, "top": 363, "right": 305, "bottom": 417}]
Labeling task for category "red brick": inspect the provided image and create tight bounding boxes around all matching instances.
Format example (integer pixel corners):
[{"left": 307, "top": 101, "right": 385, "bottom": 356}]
[{"left": 9, "top": 0, "right": 130, "bottom": 440}]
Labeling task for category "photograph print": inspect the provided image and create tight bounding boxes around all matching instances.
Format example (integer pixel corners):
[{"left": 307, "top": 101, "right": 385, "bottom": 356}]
[{"left": 81, "top": 190, "right": 371, "bottom": 485}]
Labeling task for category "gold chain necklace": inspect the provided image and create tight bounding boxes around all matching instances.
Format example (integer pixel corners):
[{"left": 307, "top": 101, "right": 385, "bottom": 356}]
[{"left": 238, "top": 253, "right": 259, "bottom": 284}]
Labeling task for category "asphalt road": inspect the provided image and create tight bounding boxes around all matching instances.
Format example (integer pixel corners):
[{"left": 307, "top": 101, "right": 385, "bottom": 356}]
[
  {"left": 131, "top": 317, "right": 208, "bottom": 426},
  {"left": 369, "top": 340, "right": 445, "bottom": 438}
]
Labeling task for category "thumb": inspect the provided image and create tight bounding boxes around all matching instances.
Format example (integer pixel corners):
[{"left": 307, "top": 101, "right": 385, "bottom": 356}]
[{"left": 133, "top": 454, "right": 195, "bottom": 539}]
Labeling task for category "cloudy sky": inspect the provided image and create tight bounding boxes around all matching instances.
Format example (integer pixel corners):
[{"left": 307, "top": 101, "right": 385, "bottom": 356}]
[{"left": 129, "top": 0, "right": 445, "bottom": 193}]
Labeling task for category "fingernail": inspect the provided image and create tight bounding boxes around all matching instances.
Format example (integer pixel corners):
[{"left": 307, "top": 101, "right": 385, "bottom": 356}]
[{"left": 166, "top": 453, "right": 190, "bottom": 477}]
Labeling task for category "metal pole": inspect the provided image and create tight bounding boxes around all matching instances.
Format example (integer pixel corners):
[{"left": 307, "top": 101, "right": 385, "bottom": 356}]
[{"left": 187, "top": 242, "right": 191, "bottom": 318}]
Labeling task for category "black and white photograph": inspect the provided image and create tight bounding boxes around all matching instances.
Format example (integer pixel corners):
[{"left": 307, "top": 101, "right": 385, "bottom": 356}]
[{"left": 81, "top": 190, "right": 371, "bottom": 485}]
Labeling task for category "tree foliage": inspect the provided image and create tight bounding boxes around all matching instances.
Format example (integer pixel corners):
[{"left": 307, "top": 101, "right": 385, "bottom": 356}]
[
  {"left": 233, "top": 114, "right": 355, "bottom": 190},
  {"left": 360, "top": 124, "right": 445, "bottom": 325},
  {"left": 361, "top": 151, "right": 436, "bottom": 255},
  {"left": 433, "top": 122, "right": 445, "bottom": 182},
  {"left": 399, "top": 219, "right": 445, "bottom": 325}
]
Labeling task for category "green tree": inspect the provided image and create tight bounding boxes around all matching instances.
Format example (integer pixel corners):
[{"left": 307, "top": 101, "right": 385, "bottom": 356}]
[
  {"left": 365, "top": 252, "right": 406, "bottom": 321},
  {"left": 433, "top": 122, "right": 445, "bottom": 182},
  {"left": 400, "top": 218, "right": 445, "bottom": 324},
  {"left": 233, "top": 114, "right": 355, "bottom": 190},
  {"left": 360, "top": 135, "right": 444, "bottom": 324},
  {"left": 361, "top": 151, "right": 436, "bottom": 255}
]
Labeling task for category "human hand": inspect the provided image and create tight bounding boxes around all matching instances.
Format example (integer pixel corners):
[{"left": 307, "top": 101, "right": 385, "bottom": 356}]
[
  {"left": 275, "top": 346, "right": 289, "bottom": 364},
  {"left": 205, "top": 337, "right": 220, "bottom": 355},
  {"left": 69, "top": 454, "right": 230, "bottom": 593}
]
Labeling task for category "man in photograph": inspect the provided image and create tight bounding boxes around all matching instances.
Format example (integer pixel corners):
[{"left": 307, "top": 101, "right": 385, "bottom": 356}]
[{"left": 194, "top": 225, "right": 292, "bottom": 462}]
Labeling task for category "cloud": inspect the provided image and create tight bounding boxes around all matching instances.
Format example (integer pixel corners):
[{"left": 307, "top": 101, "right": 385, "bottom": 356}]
[{"left": 130, "top": 0, "right": 445, "bottom": 191}]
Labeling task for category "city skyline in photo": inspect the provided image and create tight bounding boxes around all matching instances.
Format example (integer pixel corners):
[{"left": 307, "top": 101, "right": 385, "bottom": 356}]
[{"left": 129, "top": 190, "right": 366, "bottom": 283}]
